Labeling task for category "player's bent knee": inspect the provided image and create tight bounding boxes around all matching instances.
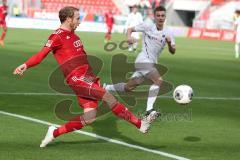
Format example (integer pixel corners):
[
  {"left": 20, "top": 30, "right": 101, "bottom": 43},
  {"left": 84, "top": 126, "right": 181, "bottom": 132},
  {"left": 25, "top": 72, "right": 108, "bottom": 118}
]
[
  {"left": 83, "top": 108, "right": 97, "bottom": 125},
  {"left": 103, "top": 92, "right": 117, "bottom": 107},
  {"left": 155, "top": 81, "right": 162, "bottom": 87},
  {"left": 84, "top": 117, "right": 96, "bottom": 125},
  {"left": 124, "top": 86, "right": 132, "bottom": 92},
  {"left": 124, "top": 85, "right": 136, "bottom": 92},
  {"left": 154, "top": 78, "right": 163, "bottom": 87}
]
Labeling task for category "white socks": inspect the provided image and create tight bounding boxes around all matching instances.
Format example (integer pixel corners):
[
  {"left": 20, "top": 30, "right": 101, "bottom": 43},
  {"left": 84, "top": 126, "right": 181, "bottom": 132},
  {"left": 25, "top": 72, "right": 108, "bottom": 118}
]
[
  {"left": 133, "top": 42, "right": 138, "bottom": 50},
  {"left": 105, "top": 83, "right": 126, "bottom": 92},
  {"left": 146, "top": 84, "right": 160, "bottom": 111},
  {"left": 105, "top": 83, "right": 160, "bottom": 112},
  {"left": 128, "top": 42, "right": 138, "bottom": 51},
  {"left": 235, "top": 43, "right": 239, "bottom": 58}
]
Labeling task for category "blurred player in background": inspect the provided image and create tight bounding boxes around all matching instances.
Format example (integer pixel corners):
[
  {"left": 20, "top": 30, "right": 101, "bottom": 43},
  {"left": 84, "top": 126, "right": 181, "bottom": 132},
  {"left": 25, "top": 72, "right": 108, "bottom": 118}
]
[
  {"left": 0, "top": 0, "right": 7, "bottom": 47},
  {"left": 13, "top": 6, "right": 154, "bottom": 148},
  {"left": 125, "top": 5, "right": 143, "bottom": 52},
  {"left": 104, "top": 6, "right": 176, "bottom": 119},
  {"left": 144, "top": 8, "right": 154, "bottom": 25},
  {"left": 104, "top": 10, "right": 114, "bottom": 42},
  {"left": 234, "top": 9, "right": 240, "bottom": 58}
]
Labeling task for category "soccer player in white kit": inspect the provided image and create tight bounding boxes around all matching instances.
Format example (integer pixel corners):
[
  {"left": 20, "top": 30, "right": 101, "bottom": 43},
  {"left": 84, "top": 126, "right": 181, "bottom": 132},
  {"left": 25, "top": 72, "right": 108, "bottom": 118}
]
[
  {"left": 105, "top": 6, "right": 176, "bottom": 120},
  {"left": 234, "top": 10, "right": 240, "bottom": 58},
  {"left": 125, "top": 5, "right": 143, "bottom": 52}
]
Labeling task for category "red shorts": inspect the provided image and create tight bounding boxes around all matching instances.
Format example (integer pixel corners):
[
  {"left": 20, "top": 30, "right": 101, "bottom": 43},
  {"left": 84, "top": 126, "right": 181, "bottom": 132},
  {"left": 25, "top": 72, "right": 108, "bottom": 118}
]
[
  {"left": 0, "top": 20, "right": 6, "bottom": 28},
  {"left": 67, "top": 74, "right": 106, "bottom": 109},
  {"left": 107, "top": 24, "right": 113, "bottom": 34}
]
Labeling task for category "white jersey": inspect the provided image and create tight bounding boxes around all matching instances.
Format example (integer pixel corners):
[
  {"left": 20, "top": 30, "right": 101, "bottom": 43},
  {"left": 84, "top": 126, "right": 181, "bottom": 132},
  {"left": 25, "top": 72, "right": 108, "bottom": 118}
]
[
  {"left": 235, "top": 17, "right": 240, "bottom": 42},
  {"left": 134, "top": 23, "right": 175, "bottom": 64},
  {"left": 125, "top": 12, "right": 143, "bottom": 29}
]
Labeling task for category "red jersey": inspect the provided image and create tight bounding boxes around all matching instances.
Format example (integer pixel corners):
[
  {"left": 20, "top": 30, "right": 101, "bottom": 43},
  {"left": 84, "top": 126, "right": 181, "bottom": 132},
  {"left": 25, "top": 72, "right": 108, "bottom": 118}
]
[
  {"left": 0, "top": 5, "right": 7, "bottom": 21},
  {"left": 105, "top": 12, "right": 114, "bottom": 25},
  {"left": 25, "top": 28, "right": 94, "bottom": 78}
]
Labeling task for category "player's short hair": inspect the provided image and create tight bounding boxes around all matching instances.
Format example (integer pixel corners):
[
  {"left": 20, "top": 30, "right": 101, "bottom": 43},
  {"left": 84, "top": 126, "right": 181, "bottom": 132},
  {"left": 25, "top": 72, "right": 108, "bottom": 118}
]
[
  {"left": 236, "top": 10, "right": 240, "bottom": 15},
  {"left": 154, "top": 6, "right": 166, "bottom": 15},
  {"left": 59, "top": 6, "right": 79, "bottom": 23}
]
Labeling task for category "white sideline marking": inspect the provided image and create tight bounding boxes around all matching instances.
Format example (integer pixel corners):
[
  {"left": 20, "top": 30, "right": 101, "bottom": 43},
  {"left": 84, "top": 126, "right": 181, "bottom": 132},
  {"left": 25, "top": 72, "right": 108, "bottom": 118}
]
[
  {"left": 0, "top": 92, "right": 74, "bottom": 96},
  {"left": 0, "top": 110, "right": 190, "bottom": 160},
  {"left": 0, "top": 92, "right": 240, "bottom": 101}
]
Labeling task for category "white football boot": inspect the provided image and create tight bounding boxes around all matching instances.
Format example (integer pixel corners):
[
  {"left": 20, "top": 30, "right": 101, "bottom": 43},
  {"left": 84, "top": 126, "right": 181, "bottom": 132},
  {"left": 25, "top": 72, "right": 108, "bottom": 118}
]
[
  {"left": 139, "top": 109, "right": 161, "bottom": 133},
  {"left": 40, "top": 126, "right": 56, "bottom": 148},
  {"left": 139, "top": 118, "right": 151, "bottom": 133},
  {"left": 144, "top": 109, "right": 161, "bottom": 124}
]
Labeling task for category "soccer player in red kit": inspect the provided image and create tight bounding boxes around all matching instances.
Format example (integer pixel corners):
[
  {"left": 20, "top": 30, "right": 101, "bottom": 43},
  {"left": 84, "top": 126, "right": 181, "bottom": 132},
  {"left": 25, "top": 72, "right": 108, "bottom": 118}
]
[
  {"left": 13, "top": 6, "right": 154, "bottom": 148},
  {"left": 0, "top": 0, "right": 8, "bottom": 47},
  {"left": 104, "top": 10, "right": 114, "bottom": 42}
]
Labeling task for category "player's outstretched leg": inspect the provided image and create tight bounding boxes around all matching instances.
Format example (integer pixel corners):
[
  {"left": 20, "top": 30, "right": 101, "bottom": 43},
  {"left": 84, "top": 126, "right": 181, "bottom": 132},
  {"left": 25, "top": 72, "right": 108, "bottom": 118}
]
[
  {"left": 40, "top": 126, "right": 57, "bottom": 148},
  {"left": 144, "top": 70, "right": 163, "bottom": 122},
  {"left": 40, "top": 116, "right": 85, "bottom": 148},
  {"left": 145, "top": 84, "right": 161, "bottom": 123},
  {"left": 146, "top": 84, "right": 160, "bottom": 112},
  {"left": 104, "top": 82, "right": 126, "bottom": 92},
  {"left": 40, "top": 108, "right": 96, "bottom": 147},
  {"left": 102, "top": 91, "right": 151, "bottom": 133},
  {"left": 104, "top": 77, "right": 142, "bottom": 93}
]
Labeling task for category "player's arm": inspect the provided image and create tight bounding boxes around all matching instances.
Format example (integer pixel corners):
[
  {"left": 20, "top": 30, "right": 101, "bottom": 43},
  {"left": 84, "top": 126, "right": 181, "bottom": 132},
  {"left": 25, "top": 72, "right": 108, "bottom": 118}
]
[
  {"left": 13, "top": 34, "right": 62, "bottom": 76},
  {"left": 127, "top": 22, "right": 148, "bottom": 44},
  {"left": 13, "top": 47, "right": 51, "bottom": 76},
  {"left": 127, "top": 27, "right": 137, "bottom": 44},
  {"left": 166, "top": 30, "right": 176, "bottom": 54},
  {"left": 166, "top": 37, "right": 176, "bottom": 54}
]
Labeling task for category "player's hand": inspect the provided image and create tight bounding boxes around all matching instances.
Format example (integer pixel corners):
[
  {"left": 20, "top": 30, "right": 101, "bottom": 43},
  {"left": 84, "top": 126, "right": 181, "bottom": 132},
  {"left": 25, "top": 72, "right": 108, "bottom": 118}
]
[{"left": 13, "top": 64, "right": 27, "bottom": 76}]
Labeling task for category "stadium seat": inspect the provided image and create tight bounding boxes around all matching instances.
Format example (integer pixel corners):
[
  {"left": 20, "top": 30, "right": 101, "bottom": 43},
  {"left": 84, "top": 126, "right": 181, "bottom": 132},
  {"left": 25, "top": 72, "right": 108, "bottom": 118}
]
[{"left": 40, "top": 0, "right": 120, "bottom": 18}]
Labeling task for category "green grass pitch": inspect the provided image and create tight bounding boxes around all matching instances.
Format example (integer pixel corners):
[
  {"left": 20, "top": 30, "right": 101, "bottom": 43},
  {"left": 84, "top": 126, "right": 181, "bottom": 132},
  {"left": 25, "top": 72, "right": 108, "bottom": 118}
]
[{"left": 0, "top": 28, "right": 240, "bottom": 160}]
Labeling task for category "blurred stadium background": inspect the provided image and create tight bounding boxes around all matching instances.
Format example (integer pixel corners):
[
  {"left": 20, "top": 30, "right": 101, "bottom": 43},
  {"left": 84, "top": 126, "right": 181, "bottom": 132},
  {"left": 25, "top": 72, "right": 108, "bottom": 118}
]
[
  {"left": 0, "top": 0, "right": 240, "bottom": 160},
  {"left": 2, "top": 0, "right": 240, "bottom": 38}
]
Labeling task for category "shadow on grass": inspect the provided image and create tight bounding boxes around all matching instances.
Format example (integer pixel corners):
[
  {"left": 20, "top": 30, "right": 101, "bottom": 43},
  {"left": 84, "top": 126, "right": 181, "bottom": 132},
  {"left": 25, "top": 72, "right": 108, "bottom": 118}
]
[
  {"left": 48, "top": 116, "right": 167, "bottom": 150},
  {"left": 183, "top": 136, "right": 201, "bottom": 142}
]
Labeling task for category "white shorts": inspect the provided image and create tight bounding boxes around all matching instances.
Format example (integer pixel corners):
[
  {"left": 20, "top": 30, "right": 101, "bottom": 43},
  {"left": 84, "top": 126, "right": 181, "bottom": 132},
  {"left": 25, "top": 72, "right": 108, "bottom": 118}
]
[
  {"left": 131, "top": 63, "right": 157, "bottom": 81},
  {"left": 131, "top": 69, "right": 152, "bottom": 78}
]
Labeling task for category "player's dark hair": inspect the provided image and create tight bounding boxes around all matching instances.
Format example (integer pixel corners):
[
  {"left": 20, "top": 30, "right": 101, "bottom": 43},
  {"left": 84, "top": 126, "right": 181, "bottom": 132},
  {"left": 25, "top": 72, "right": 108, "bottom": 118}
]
[
  {"left": 59, "top": 6, "right": 79, "bottom": 23},
  {"left": 154, "top": 6, "right": 166, "bottom": 15}
]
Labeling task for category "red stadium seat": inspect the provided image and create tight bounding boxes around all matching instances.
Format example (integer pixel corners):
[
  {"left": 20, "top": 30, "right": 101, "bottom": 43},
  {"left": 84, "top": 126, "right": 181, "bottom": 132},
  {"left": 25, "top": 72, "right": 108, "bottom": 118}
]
[
  {"left": 37, "top": 0, "right": 120, "bottom": 21},
  {"left": 41, "top": 0, "right": 120, "bottom": 15}
]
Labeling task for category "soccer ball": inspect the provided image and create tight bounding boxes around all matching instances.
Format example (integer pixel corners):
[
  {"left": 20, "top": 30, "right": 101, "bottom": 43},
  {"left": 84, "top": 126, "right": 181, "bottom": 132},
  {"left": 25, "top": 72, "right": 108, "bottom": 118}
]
[{"left": 173, "top": 85, "right": 193, "bottom": 104}]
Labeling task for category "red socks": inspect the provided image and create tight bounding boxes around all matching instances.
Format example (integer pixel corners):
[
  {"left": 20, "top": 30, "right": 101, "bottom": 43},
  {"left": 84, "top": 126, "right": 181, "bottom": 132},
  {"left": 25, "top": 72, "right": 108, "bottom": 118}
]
[
  {"left": 53, "top": 116, "right": 84, "bottom": 138},
  {"left": 105, "top": 33, "right": 111, "bottom": 41},
  {"left": 53, "top": 103, "right": 141, "bottom": 138},
  {"left": 0, "top": 31, "right": 6, "bottom": 41},
  {"left": 111, "top": 103, "right": 141, "bottom": 128}
]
